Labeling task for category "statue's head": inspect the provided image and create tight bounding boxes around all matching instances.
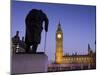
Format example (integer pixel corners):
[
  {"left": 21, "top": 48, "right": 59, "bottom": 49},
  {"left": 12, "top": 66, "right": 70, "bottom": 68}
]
[
  {"left": 16, "top": 31, "right": 19, "bottom": 36},
  {"left": 29, "top": 9, "right": 43, "bottom": 15}
]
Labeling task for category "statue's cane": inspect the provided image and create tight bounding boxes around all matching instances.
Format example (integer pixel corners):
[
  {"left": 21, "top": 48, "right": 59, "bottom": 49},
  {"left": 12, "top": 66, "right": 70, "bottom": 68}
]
[{"left": 44, "top": 32, "right": 47, "bottom": 53}]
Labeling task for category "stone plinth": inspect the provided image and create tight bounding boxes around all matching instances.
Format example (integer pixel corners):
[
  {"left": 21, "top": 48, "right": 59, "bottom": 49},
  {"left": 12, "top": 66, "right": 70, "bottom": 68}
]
[{"left": 11, "top": 53, "right": 48, "bottom": 74}]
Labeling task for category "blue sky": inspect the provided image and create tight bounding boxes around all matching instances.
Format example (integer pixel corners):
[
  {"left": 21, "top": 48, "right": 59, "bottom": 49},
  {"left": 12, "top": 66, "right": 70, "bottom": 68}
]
[{"left": 11, "top": 1, "right": 96, "bottom": 62}]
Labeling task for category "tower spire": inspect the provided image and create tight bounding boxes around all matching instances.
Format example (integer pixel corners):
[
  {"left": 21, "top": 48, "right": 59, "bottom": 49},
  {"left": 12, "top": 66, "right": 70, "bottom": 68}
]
[
  {"left": 88, "top": 43, "right": 91, "bottom": 54},
  {"left": 58, "top": 20, "right": 61, "bottom": 28},
  {"left": 58, "top": 20, "right": 60, "bottom": 26},
  {"left": 57, "top": 21, "right": 62, "bottom": 32},
  {"left": 88, "top": 44, "right": 91, "bottom": 50}
]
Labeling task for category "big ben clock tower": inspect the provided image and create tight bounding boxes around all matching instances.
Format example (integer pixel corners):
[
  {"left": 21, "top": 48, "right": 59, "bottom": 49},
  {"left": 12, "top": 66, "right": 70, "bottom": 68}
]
[{"left": 55, "top": 22, "right": 63, "bottom": 64}]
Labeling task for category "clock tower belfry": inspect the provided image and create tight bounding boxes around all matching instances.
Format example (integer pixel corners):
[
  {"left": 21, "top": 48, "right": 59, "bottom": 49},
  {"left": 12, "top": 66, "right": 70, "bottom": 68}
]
[{"left": 55, "top": 22, "right": 63, "bottom": 64}]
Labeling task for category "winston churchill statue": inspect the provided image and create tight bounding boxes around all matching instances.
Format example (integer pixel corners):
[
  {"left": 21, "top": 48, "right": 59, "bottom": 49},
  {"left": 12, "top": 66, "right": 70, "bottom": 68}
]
[{"left": 25, "top": 9, "right": 49, "bottom": 53}]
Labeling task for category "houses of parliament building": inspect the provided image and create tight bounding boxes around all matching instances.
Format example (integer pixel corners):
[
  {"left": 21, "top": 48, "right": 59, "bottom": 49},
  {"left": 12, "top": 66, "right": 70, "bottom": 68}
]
[
  {"left": 48, "top": 22, "right": 96, "bottom": 72},
  {"left": 55, "top": 22, "right": 96, "bottom": 65}
]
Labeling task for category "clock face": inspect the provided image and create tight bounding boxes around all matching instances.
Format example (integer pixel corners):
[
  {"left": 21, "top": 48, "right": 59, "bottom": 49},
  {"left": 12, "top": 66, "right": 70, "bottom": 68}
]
[{"left": 57, "top": 34, "right": 61, "bottom": 38}]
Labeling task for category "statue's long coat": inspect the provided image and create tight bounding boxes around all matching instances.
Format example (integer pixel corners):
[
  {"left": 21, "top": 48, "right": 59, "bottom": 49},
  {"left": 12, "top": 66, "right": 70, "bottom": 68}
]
[{"left": 25, "top": 9, "right": 49, "bottom": 45}]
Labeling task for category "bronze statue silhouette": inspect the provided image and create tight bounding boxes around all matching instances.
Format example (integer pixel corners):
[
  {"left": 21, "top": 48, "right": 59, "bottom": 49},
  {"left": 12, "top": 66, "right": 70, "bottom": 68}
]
[
  {"left": 25, "top": 9, "right": 49, "bottom": 53},
  {"left": 12, "top": 31, "right": 20, "bottom": 45},
  {"left": 12, "top": 31, "right": 20, "bottom": 53}
]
